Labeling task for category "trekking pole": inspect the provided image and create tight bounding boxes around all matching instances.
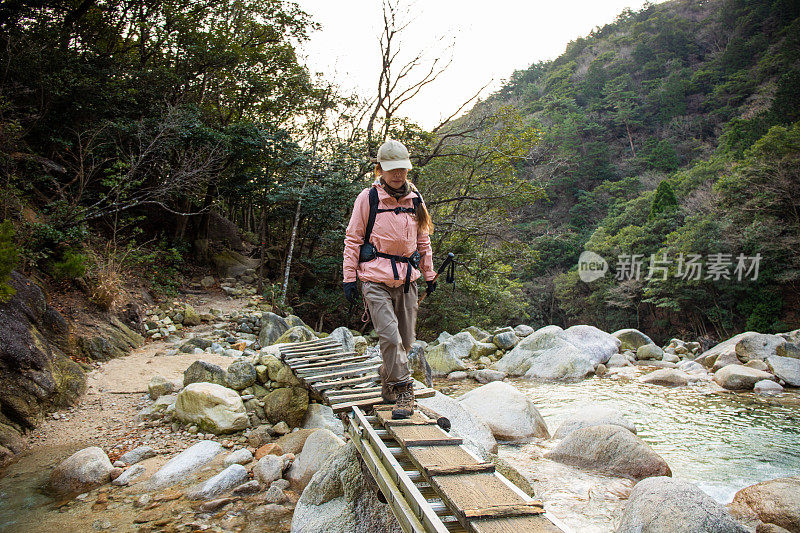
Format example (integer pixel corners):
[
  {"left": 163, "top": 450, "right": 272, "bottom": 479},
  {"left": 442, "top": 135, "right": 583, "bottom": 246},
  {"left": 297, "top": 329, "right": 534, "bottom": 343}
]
[{"left": 418, "top": 252, "right": 455, "bottom": 304}]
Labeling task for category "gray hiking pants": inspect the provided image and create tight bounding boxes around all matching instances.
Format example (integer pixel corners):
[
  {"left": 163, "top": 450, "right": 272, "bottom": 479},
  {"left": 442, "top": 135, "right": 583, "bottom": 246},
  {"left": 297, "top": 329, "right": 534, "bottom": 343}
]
[{"left": 361, "top": 280, "right": 417, "bottom": 386}]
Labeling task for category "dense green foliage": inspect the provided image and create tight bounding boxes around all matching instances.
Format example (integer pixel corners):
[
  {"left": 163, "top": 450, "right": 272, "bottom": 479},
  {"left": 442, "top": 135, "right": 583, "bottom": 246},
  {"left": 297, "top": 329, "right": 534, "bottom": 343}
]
[
  {"left": 472, "top": 0, "right": 800, "bottom": 339},
  {"left": 1, "top": 0, "right": 797, "bottom": 342},
  {"left": 0, "top": 220, "right": 18, "bottom": 301}
]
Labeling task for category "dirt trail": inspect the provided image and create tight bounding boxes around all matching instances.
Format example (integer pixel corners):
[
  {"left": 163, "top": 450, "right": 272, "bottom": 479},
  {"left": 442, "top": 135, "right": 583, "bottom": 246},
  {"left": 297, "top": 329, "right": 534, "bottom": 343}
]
[
  {"left": 0, "top": 292, "right": 296, "bottom": 533},
  {"left": 26, "top": 292, "right": 247, "bottom": 452}
]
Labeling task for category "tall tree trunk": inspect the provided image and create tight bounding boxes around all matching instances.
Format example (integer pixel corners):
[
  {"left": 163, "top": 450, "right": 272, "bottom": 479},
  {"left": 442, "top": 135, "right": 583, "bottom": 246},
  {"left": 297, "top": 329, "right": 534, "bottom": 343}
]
[
  {"left": 625, "top": 121, "right": 636, "bottom": 157},
  {"left": 258, "top": 206, "right": 266, "bottom": 294},
  {"left": 281, "top": 184, "right": 306, "bottom": 306}
]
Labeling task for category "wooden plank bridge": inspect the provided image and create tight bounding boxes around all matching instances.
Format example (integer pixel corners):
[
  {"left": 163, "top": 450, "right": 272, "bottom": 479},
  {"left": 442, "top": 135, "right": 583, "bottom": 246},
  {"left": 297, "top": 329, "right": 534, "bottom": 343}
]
[{"left": 279, "top": 338, "right": 566, "bottom": 533}]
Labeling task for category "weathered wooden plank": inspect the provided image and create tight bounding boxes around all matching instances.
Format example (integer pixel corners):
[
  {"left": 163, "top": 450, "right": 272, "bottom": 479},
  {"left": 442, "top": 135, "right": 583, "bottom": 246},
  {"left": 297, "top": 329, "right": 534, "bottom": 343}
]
[
  {"left": 312, "top": 373, "right": 380, "bottom": 391},
  {"left": 427, "top": 472, "right": 545, "bottom": 531},
  {"left": 425, "top": 463, "right": 495, "bottom": 476},
  {"left": 280, "top": 338, "right": 339, "bottom": 347},
  {"left": 281, "top": 346, "right": 343, "bottom": 359},
  {"left": 324, "top": 387, "right": 381, "bottom": 398},
  {"left": 461, "top": 503, "right": 544, "bottom": 519},
  {"left": 374, "top": 406, "right": 436, "bottom": 426},
  {"left": 328, "top": 390, "right": 384, "bottom": 404},
  {"left": 297, "top": 360, "right": 378, "bottom": 377},
  {"left": 470, "top": 515, "right": 563, "bottom": 533},
  {"left": 330, "top": 388, "right": 436, "bottom": 413},
  {"left": 290, "top": 353, "right": 365, "bottom": 368},
  {"left": 302, "top": 363, "right": 381, "bottom": 384},
  {"left": 406, "top": 445, "right": 484, "bottom": 472},
  {"left": 332, "top": 397, "right": 391, "bottom": 413},
  {"left": 389, "top": 424, "right": 462, "bottom": 447}
]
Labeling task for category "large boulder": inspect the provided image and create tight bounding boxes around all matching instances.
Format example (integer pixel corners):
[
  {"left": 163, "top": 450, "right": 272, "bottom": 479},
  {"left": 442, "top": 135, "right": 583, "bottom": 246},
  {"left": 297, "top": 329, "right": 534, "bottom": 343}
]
[
  {"left": 258, "top": 312, "right": 290, "bottom": 347},
  {"left": 76, "top": 316, "right": 144, "bottom": 361},
  {"left": 262, "top": 386, "right": 309, "bottom": 427},
  {"left": 473, "top": 369, "right": 506, "bottom": 383},
  {"left": 642, "top": 368, "right": 691, "bottom": 387},
  {"left": 462, "top": 326, "right": 491, "bottom": 341},
  {"left": 493, "top": 325, "right": 596, "bottom": 381},
  {"left": 212, "top": 249, "right": 260, "bottom": 277},
  {"left": 612, "top": 328, "right": 654, "bottom": 351},
  {"left": 119, "top": 445, "right": 156, "bottom": 465},
  {"left": 328, "top": 326, "right": 355, "bottom": 353},
  {"left": 274, "top": 325, "right": 316, "bottom": 345},
  {"left": 183, "top": 360, "right": 227, "bottom": 387},
  {"left": 552, "top": 407, "right": 636, "bottom": 440},
  {"left": 287, "top": 428, "right": 345, "bottom": 490},
  {"left": 618, "top": 477, "right": 748, "bottom": 533},
  {"left": 0, "top": 272, "right": 85, "bottom": 461},
  {"left": 291, "top": 442, "right": 401, "bottom": 533},
  {"left": 637, "top": 343, "right": 665, "bottom": 361},
  {"left": 186, "top": 464, "right": 249, "bottom": 500},
  {"left": 546, "top": 425, "right": 671, "bottom": 480},
  {"left": 563, "top": 325, "right": 621, "bottom": 366},
  {"left": 303, "top": 403, "right": 345, "bottom": 438},
  {"left": 729, "top": 476, "right": 800, "bottom": 532},
  {"left": 754, "top": 379, "right": 784, "bottom": 394},
  {"left": 259, "top": 353, "right": 300, "bottom": 386},
  {"left": 735, "top": 333, "right": 788, "bottom": 363},
  {"left": 47, "top": 446, "right": 113, "bottom": 496},
  {"left": 147, "top": 375, "right": 174, "bottom": 400},
  {"left": 492, "top": 330, "right": 518, "bottom": 350},
  {"left": 469, "top": 341, "right": 498, "bottom": 360},
  {"left": 778, "top": 329, "right": 800, "bottom": 358},
  {"left": 408, "top": 342, "right": 433, "bottom": 387},
  {"left": 174, "top": 383, "right": 249, "bottom": 434},
  {"left": 699, "top": 332, "right": 788, "bottom": 370},
  {"left": 225, "top": 359, "right": 257, "bottom": 390},
  {"left": 766, "top": 356, "right": 800, "bottom": 387},
  {"left": 181, "top": 303, "right": 202, "bottom": 327},
  {"left": 276, "top": 428, "right": 319, "bottom": 455},
  {"left": 417, "top": 390, "right": 497, "bottom": 457},
  {"left": 144, "top": 440, "right": 223, "bottom": 491},
  {"left": 713, "top": 364, "right": 775, "bottom": 390},
  {"left": 425, "top": 333, "right": 472, "bottom": 377},
  {"left": 253, "top": 453, "right": 292, "bottom": 485},
  {"left": 514, "top": 324, "right": 535, "bottom": 337},
  {"left": 458, "top": 381, "right": 548, "bottom": 442}
]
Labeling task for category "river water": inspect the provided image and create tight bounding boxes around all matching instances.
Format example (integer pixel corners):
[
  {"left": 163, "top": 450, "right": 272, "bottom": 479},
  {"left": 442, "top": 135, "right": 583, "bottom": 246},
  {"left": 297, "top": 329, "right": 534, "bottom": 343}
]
[{"left": 438, "top": 366, "right": 800, "bottom": 532}]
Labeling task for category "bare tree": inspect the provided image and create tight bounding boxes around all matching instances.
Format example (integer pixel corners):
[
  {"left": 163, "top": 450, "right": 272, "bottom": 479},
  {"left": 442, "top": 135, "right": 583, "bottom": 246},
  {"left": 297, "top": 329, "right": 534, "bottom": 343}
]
[
  {"left": 58, "top": 104, "right": 223, "bottom": 229},
  {"left": 279, "top": 85, "right": 334, "bottom": 306}
]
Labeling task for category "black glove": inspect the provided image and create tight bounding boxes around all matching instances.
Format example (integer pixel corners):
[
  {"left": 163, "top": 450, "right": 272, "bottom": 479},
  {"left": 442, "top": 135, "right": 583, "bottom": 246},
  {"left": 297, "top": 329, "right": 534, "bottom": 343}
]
[
  {"left": 426, "top": 280, "right": 437, "bottom": 297},
  {"left": 343, "top": 281, "right": 359, "bottom": 304}
]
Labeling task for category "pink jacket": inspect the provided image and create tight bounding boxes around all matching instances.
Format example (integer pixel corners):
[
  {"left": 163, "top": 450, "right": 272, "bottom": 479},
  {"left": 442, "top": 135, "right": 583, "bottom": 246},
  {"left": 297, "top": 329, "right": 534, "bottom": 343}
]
[{"left": 343, "top": 179, "right": 435, "bottom": 286}]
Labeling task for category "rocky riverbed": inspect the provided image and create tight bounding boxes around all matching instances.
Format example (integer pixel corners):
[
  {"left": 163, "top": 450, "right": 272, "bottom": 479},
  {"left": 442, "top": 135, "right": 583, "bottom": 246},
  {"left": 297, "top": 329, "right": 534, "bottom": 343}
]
[{"left": 1, "top": 282, "right": 799, "bottom": 532}]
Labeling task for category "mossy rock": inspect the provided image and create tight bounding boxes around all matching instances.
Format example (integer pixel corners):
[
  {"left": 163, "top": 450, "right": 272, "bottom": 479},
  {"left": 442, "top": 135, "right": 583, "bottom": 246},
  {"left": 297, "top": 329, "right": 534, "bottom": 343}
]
[
  {"left": 274, "top": 325, "right": 316, "bottom": 345},
  {"left": 182, "top": 304, "right": 201, "bottom": 326},
  {"left": 262, "top": 387, "right": 309, "bottom": 427}
]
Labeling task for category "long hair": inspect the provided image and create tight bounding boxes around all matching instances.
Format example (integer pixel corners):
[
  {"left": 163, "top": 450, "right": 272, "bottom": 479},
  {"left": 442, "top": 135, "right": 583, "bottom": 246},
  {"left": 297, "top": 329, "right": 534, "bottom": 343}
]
[{"left": 374, "top": 164, "right": 434, "bottom": 235}]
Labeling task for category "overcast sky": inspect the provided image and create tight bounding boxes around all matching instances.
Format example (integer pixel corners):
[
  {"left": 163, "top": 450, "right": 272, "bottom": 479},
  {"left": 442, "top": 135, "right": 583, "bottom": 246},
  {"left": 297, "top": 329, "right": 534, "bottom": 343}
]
[{"left": 296, "top": 0, "right": 666, "bottom": 129}]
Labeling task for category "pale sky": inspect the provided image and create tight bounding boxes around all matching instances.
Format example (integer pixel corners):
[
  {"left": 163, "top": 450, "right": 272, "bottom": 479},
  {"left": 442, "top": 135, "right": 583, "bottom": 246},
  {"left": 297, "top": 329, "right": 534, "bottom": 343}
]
[{"left": 296, "top": 0, "right": 666, "bottom": 129}]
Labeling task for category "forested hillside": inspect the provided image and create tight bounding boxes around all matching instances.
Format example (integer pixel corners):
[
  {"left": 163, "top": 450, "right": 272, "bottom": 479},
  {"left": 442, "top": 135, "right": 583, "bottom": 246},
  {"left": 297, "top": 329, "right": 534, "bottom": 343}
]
[
  {"left": 455, "top": 0, "right": 800, "bottom": 341},
  {"left": 0, "top": 0, "right": 798, "bottom": 343}
]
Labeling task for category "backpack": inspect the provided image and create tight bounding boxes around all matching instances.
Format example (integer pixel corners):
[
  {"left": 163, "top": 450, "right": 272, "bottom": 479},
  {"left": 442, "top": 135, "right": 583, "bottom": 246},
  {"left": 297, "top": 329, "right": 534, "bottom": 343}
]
[{"left": 362, "top": 186, "right": 423, "bottom": 247}]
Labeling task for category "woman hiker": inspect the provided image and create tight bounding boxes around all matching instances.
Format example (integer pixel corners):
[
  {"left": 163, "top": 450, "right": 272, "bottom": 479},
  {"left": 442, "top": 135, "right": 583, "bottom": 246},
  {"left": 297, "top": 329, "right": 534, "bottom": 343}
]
[{"left": 342, "top": 139, "right": 436, "bottom": 420}]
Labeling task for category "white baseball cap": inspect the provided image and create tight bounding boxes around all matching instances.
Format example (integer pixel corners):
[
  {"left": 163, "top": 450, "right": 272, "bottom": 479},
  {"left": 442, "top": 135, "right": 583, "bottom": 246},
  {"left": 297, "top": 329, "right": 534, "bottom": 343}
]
[{"left": 377, "top": 139, "right": 413, "bottom": 171}]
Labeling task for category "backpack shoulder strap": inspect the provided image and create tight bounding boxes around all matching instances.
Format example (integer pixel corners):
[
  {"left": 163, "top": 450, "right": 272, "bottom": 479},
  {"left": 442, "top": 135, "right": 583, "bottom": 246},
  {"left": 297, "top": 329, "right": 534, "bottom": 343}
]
[
  {"left": 412, "top": 190, "right": 422, "bottom": 211},
  {"left": 364, "top": 187, "right": 379, "bottom": 244}
]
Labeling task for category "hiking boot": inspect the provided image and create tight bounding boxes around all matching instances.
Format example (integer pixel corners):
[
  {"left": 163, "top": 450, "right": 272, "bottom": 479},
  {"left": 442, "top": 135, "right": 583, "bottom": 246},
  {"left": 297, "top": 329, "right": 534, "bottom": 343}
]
[
  {"left": 381, "top": 380, "right": 396, "bottom": 404},
  {"left": 391, "top": 381, "right": 415, "bottom": 419}
]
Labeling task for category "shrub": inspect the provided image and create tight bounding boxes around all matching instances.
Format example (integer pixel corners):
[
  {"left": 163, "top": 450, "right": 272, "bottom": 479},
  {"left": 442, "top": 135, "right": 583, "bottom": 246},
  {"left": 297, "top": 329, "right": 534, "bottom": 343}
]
[
  {"left": 0, "top": 220, "right": 18, "bottom": 302},
  {"left": 52, "top": 249, "right": 89, "bottom": 280}
]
